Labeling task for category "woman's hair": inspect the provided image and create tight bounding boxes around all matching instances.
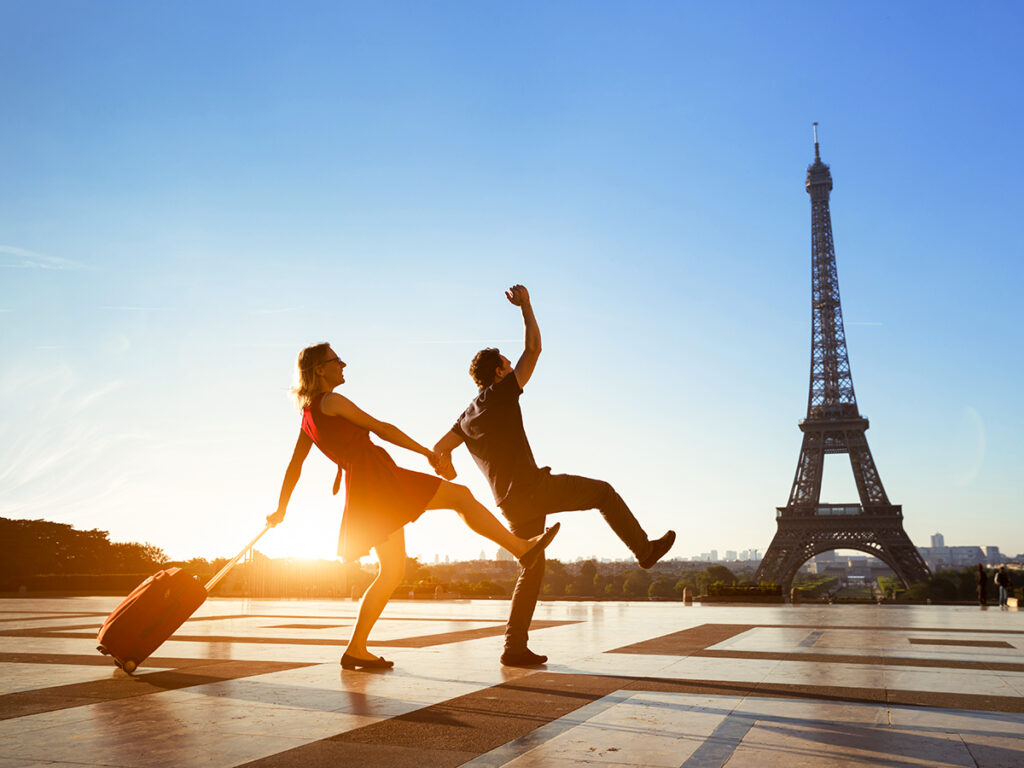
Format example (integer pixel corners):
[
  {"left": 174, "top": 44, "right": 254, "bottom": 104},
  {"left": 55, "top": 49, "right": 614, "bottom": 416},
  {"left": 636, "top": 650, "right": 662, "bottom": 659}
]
[
  {"left": 291, "top": 342, "right": 332, "bottom": 409},
  {"left": 469, "top": 347, "right": 502, "bottom": 389}
]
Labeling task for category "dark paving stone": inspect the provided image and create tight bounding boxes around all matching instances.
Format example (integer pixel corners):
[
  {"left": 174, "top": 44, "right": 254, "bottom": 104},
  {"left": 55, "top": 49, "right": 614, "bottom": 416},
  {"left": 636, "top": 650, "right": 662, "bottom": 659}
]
[
  {"left": 236, "top": 672, "right": 632, "bottom": 767},
  {"left": 625, "top": 676, "right": 1024, "bottom": 714},
  {"left": 908, "top": 638, "right": 1015, "bottom": 648},
  {"left": 0, "top": 652, "right": 235, "bottom": 668},
  {"left": 0, "top": 659, "right": 316, "bottom": 720},
  {"left": 693, "top": 648, "right": 1024, "bottom": 673},
  {"left": 242, "top": 740, "right": 477, "bottom": 768},
  {"left": 609, "top": 623, "right": 756, "bottom": 655}
]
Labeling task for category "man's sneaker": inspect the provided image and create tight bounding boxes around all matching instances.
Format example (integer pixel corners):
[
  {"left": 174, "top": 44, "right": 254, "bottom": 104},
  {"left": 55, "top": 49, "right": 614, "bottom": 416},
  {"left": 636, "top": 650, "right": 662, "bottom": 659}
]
[
  {"left": 500, "top": 648, "right": 548, "bottom": 667},
  {"left": 638, "top": 530, "right": 676, "bottom": 569}
]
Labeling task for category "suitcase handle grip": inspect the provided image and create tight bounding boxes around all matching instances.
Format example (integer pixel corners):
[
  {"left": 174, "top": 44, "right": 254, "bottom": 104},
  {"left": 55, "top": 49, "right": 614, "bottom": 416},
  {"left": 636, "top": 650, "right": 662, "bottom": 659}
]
[{"left": 204, "top": 524, "right": 272, "bottom": 592}]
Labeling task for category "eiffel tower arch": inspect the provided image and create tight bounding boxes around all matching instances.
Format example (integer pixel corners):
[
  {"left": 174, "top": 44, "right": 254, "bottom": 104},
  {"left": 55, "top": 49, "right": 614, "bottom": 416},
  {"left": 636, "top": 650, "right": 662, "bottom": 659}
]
[{"left": 756, "top": 125, "right": 931, "bottom": 593}]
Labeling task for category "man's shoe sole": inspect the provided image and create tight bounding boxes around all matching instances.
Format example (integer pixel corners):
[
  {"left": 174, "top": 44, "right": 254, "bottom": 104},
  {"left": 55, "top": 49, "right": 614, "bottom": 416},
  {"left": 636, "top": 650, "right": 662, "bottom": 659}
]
[{"left": 639, "top": 530, "right": 676, "bottom": 569}]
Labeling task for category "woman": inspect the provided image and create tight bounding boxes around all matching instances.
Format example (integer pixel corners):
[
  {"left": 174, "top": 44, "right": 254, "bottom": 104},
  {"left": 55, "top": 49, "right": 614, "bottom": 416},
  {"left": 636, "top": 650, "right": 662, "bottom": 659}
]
[{"left": 266, "top": 342, "right": 558, "bottom": 670}]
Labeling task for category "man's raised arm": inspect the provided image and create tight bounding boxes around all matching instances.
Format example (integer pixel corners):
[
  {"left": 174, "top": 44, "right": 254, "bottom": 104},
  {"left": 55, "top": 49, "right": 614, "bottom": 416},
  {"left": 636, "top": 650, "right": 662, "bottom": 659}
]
[{"left": 507, "top": 284, "right": 541, "bottom": 388}]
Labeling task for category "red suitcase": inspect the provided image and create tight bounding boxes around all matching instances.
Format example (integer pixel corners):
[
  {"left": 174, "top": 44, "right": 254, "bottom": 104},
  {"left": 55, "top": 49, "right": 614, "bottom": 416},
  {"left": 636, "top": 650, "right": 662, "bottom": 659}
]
[{"left": 96, "top": 525, "right": 270, "bottom": 673}]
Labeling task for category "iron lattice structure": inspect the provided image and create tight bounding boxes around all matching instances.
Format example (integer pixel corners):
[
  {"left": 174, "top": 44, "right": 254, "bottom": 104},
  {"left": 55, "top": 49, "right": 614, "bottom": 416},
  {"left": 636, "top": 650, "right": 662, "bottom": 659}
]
[{"left": 756, "top": 128, "right": 931, "bottom": 592}]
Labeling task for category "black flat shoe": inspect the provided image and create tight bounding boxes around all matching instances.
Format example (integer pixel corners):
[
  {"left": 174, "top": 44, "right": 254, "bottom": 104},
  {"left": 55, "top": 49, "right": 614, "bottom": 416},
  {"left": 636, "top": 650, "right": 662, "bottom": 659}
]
[
  {"left": 519, "top": 522, "right": 560, "bottom": 570},
  {"left": 341, "top": 653, "right": 394, "bottom": 670}
]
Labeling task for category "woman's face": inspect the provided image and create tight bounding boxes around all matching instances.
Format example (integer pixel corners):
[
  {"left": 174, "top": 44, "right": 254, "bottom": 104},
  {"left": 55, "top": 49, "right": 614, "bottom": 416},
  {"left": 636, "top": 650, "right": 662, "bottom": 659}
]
[{"left": 318, "top": 347, "right": 346, "bottom": 387}]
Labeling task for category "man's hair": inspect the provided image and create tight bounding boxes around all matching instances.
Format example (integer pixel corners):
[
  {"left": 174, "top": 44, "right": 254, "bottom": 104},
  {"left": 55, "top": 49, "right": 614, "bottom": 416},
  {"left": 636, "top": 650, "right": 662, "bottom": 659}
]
[{"left": 469, "top": 348, "right": 502, "bottom": 389}]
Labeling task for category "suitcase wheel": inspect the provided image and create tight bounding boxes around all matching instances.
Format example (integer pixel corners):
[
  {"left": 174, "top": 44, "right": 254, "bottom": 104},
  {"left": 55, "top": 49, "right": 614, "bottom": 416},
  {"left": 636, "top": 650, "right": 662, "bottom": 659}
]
[{"left": 123, "top": 660, "right": 137, "bottom": 674}]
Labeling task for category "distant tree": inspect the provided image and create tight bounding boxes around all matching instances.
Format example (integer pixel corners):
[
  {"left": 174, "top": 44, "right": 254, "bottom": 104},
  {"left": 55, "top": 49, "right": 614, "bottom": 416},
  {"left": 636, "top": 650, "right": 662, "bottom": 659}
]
[
  {"left": 576, "top": 560, "right": 598, "bottom": 597},
  {"left": 705, "top": 565, "right": 736, "bottom": 584},
  {"left": 405, "top": 556, "right": 423, "bottom": 583},
  {"left": 0, "top": 518, "right": 114, "bottom": 579},
  {"left": 904, "top": 581, "right": 930, "bottom": 600},
  {"left": 108, "top": 542, "right": 168, "bottom": 573},
  {"left": 622, "top": 569, "right": 652, "bottom": 597},
  {"left": 674, "top": 573, "right": 697, "bottom": 596},
  {"left": 542, "top": 559, "right": 569, "bottom": 595},
  {"left": 648, "top": 578, "right": 675, "bottom": 598},
  {"left": 603, "top": 571, "right": 626, "bottom": 596},
  {"left": 927, "top": 577, "right": 958, "bottom": 601},
  {"left": 697, "top": 565, "right": 736, "bottom": 594}
]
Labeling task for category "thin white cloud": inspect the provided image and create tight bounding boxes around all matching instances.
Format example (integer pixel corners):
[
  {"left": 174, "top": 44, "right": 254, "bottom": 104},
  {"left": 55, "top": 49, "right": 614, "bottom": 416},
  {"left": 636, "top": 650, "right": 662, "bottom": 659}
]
[
  {"left": 0, "top": 245, "right": 84, "bottom": 270},
  {"left": 76, "top": 380, "right": 125, "bottom": 410},
  {"left": 231, "top": 342, "right": 297, "bottom": 348},
  {"left": 101, "top": 306, "right": 167, "bottom": 311},
  {"left": 417, "top": 338, "right": 521, "bottom": 345}
]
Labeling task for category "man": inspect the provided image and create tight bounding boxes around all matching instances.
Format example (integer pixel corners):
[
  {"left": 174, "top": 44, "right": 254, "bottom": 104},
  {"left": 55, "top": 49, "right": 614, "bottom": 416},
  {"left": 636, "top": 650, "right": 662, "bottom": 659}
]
[
  {"left": 433, "top": 284, "right": 676, "bottom": 667},
  {"left": 995, "top": 565, "right": 1011, "bottom": 608}
]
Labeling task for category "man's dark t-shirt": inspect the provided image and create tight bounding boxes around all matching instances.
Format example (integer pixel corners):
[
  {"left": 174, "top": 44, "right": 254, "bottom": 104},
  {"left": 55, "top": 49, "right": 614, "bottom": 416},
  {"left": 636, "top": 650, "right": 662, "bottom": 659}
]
[{"left": 452, "top": 375, "right": 543, "bottom": 509}]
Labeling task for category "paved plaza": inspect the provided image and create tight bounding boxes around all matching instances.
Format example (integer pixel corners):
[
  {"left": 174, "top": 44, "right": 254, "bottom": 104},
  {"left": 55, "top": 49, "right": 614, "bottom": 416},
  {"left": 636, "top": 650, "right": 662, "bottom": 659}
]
[{"left": 1, "top": 597, "right": 1023, "bottom": 767}]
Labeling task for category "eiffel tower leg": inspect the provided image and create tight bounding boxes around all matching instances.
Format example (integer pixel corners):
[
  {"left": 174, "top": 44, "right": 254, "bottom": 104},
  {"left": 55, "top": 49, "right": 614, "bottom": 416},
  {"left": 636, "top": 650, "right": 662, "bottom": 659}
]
[
  {"left": 846, "top": 430, "right": 889, "bottom": 506},
  {"left": 788, "top": 430, "right": 825, "bottom": 507}
]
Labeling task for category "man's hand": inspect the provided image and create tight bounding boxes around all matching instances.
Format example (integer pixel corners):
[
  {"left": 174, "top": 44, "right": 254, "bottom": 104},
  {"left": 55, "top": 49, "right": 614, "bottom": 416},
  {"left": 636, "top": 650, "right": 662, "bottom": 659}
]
[
  {"left": 438, "top": 453, "right": 457, "bottom": 480},
  {"left": 266, "top": 509, "right": 286, "bottom": 528},
  {"left": 429, "top": 450, "right": 457, "bottom": 480},
  {"left": 505, "top": 284, "right": 530, "bottom": 307}
]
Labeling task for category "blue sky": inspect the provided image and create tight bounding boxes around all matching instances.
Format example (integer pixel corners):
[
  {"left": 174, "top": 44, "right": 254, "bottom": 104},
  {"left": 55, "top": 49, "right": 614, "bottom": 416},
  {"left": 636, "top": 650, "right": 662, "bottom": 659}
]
[{"left": 2, "top": 1, "right": 1022, "bottom": 563}]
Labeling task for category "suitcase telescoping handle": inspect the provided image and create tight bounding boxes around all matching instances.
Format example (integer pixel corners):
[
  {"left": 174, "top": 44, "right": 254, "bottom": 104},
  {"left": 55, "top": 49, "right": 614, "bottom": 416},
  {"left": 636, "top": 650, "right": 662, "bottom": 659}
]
[{"left": 204, "top": 524, "right": 273, "bottom": 592}]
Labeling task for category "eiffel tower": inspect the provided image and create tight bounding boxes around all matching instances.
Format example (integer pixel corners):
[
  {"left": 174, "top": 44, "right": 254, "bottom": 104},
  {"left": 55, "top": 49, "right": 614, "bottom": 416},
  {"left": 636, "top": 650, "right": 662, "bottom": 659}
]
[{"left": 756, "top": 125, "right": 931, "bottom": 593}]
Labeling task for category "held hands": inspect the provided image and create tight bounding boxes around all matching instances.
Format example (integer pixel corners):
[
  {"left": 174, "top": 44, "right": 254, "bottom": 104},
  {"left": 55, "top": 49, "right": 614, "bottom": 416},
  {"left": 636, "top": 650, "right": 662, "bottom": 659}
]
[
  {"left": 505, "top": 284, "right": 530, "bottom": 307},
  {"left": 428, "top": 450, "right": 457, "bottom": 481},
  {"left": 266, "top": 508, "right": 286, "bottom": 528}
]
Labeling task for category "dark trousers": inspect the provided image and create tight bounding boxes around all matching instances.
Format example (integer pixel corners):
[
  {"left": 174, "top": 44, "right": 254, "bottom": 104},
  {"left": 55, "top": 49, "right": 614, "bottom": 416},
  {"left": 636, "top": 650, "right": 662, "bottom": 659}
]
[{"left": 501, "top": 472, "right": 650, "bottom": 652}]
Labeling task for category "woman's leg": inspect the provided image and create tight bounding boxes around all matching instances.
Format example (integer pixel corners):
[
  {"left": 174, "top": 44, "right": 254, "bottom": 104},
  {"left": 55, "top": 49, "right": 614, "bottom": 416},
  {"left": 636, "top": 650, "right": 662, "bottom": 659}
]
[
  {"left": 346, "top": 528, "right": 406, "bottom": 659},
  {"left": 425, "top": 482, "right": 532, "bottom": 558}
]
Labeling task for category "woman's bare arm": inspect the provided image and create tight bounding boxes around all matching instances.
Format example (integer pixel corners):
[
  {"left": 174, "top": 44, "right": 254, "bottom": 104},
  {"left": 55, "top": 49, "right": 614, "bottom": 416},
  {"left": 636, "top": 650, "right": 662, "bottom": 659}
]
[
  {"left": 267, "top": 430, "right": 313, "bottom": 526},
  {"left": 321, "top": 392, "right": 434, "bottom": 461}
]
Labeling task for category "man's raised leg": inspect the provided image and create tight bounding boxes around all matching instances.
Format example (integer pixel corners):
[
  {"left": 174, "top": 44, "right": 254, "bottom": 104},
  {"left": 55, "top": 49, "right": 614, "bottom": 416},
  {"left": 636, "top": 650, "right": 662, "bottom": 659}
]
[{"left": 541, "top": 473, "right": 675, "bottom": 567}]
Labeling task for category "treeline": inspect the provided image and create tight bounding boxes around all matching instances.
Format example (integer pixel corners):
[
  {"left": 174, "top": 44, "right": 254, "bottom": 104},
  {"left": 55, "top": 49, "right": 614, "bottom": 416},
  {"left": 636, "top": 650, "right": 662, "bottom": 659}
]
[
  {"left": 884, "top": 567, "right": 1024, "bottom": 602},
  {"left": 0, "top": 517, "right": 227, "bottom": 593},
  {"left": 402, "top": 558, "right": 747, "bottom": 600}
]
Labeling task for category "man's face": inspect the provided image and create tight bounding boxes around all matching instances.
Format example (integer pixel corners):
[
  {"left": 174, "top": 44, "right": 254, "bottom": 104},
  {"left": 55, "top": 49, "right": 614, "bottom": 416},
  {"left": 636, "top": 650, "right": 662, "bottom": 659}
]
[{"left": 494, "top": 354, "right": 513, "bottom": 383}]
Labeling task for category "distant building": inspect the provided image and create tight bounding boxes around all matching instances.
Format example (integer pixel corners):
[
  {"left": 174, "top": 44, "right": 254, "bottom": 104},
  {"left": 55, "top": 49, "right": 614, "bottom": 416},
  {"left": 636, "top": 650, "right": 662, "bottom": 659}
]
[
  {"left": 496, "top": 548, "right": 515, "bottom": 562},
  {"left": 916, "top": 544, "right": 985, "bottom": 571},
  {"left": 931, "top": 532, "right": 945, "bottom": 548},
  {"left": 984, "top": 546, "right": 1005, "bottom": 565},
  {"left": 710, "top": 550, "right": 718, "bottom": 562},
  {"left": 725, "top": 550, "right": 737, "bottom": 561}
]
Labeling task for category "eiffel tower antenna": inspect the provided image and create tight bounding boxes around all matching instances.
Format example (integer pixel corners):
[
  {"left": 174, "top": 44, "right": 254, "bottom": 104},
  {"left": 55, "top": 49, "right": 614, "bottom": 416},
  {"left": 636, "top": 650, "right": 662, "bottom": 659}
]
[{"left": 755, "top": 128, "right": 931, "bottom": 594}]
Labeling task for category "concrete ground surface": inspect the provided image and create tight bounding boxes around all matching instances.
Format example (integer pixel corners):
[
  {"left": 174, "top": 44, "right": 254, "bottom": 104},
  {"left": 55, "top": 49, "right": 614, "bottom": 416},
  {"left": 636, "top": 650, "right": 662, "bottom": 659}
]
[{"left": 1, "top": 597, "right": 1022, "bottom": 767}]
